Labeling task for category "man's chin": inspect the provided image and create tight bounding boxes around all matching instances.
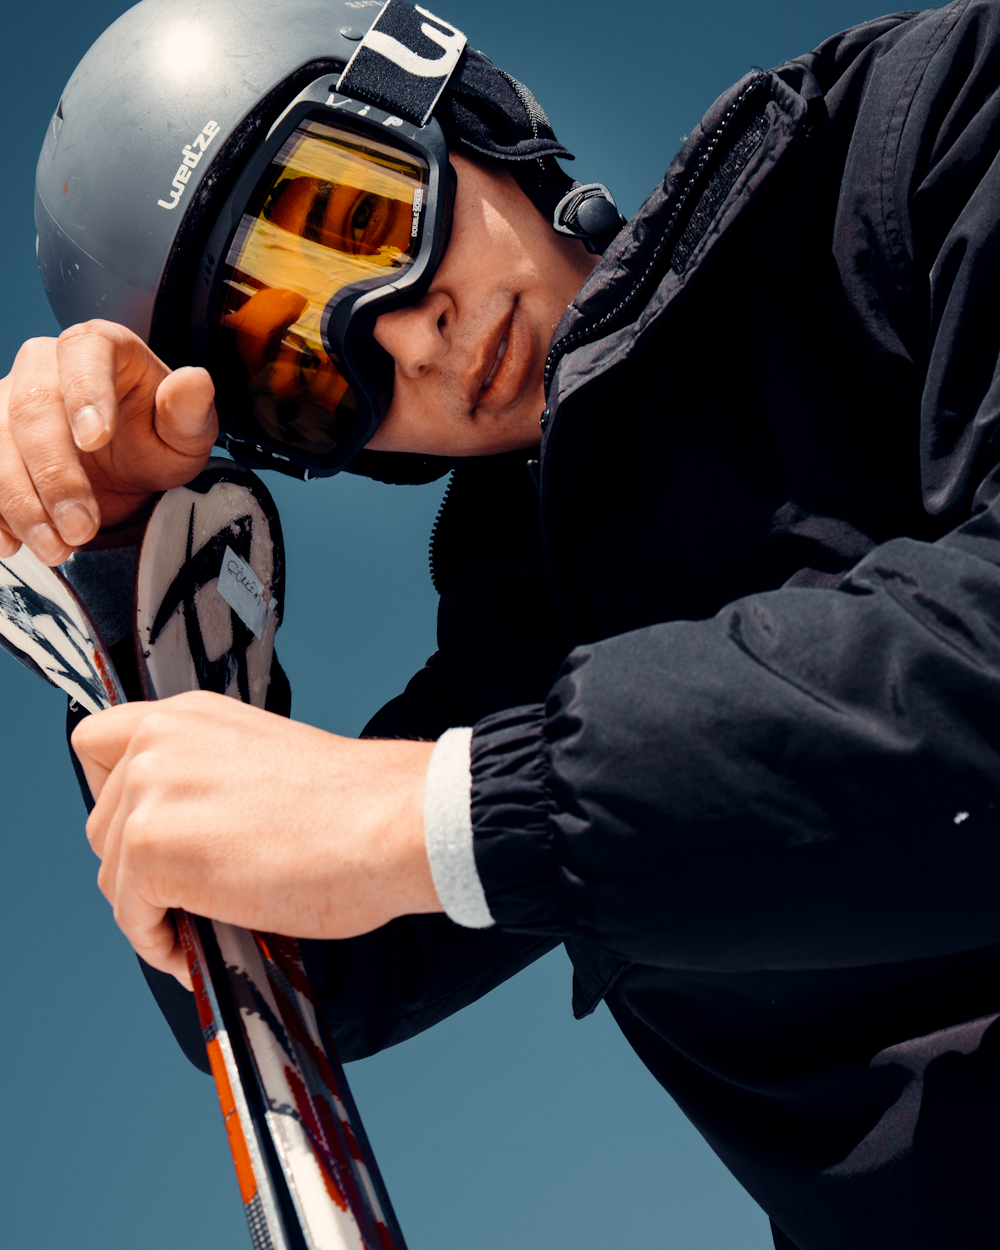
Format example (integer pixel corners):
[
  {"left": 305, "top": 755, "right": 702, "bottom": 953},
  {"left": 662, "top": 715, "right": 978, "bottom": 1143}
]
[{"left": 367, "top": 419, "right": 541, "bottom": 459}]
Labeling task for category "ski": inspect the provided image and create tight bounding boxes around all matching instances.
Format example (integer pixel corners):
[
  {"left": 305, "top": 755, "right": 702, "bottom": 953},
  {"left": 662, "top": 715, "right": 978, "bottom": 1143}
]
[
  {"left": 0, "top": 463, "right": 407, "bottom": 1250},
  {"left": 0, "top": 544, "right": 125, "bottom": 712}
]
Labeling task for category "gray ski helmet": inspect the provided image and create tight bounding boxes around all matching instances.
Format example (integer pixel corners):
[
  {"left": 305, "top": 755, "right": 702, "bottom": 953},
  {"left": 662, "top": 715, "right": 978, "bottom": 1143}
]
[
  {"left": 35, "top": 0, "right": 623, "bottom": 477},
  {"left": 35, "top": 0, "right": 391, "bottom": 359}
]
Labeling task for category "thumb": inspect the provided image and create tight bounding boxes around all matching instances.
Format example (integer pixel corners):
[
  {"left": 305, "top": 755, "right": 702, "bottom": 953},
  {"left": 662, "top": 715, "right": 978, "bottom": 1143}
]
[{"left": 153, "top": 366, "right": 219, "bottom": 457}]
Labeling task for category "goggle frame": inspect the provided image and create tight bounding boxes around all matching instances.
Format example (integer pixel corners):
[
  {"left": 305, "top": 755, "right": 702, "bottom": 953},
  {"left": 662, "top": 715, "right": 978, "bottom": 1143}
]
[{"left": 189, "top": 73, "right": 451, "bottom": 478}]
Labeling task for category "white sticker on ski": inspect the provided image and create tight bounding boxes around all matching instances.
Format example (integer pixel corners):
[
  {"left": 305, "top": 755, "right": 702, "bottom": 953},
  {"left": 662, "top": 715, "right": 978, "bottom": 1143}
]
[{"left": 218, "top": 546, "right": 274, "bottom": 641}]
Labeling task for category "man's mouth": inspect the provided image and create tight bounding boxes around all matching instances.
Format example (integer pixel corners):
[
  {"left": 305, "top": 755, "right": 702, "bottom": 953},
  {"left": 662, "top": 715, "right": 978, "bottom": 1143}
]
[
  {"left": 481, "top": 332, "right": 508, "bottom": 391},
  {"left": 468, "top": 300, "right": 533, "bottom": 417}
]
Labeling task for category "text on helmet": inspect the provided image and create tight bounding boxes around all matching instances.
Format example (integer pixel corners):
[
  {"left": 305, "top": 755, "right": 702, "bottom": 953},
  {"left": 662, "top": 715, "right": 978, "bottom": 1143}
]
[{"left": 158, "top": 121, "right": 221, "bottom": 211}]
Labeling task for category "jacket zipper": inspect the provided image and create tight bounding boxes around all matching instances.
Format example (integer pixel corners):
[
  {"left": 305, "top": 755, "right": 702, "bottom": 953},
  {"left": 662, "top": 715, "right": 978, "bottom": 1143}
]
[
  {"left": 428, "top": 470, "right": 455, "bottom": 594},
  {"left": 542, "top": 73, "right": 771, "bottom": 399},
  {"left": 428, "top": 470, "right": 546, "bottom": 593},
  {"left": 433, "top": 77, "right": 770, "bottom": 589}
]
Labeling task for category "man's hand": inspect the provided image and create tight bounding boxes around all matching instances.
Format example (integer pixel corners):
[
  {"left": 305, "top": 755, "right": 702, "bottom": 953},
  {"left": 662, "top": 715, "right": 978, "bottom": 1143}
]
[
  {"left": 0, "top": 320, "right": 219, "bottom": 564},
  {"left": 72, "top": 693, "right": 441, "bottom": 986}
]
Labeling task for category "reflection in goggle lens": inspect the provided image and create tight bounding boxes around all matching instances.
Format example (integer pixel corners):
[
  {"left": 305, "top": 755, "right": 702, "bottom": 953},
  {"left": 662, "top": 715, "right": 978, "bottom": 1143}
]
[{"left": 211, "top": 120, "right": 428, "bottom": 458}]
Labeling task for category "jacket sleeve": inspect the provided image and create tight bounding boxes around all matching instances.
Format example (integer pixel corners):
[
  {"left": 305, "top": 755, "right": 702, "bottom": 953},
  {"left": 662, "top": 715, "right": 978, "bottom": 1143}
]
[
  {"left": 301, "top": 450, "right": 579, "bottom": 1059},
  {"left": 128, "top": 649, "right": 556, "bottom": 1069},
  {"left": 301, "top": 648, "right": 557, "bottom": 1063},
  {"left": 470, "top": 487, "right": 1000, "bottom": 972},
  {"left": 302, "top": 920, "right": 557, "bottom": 1062},
  {"left": 469, "top": 0, "right": 1000, "bottom": 974}
]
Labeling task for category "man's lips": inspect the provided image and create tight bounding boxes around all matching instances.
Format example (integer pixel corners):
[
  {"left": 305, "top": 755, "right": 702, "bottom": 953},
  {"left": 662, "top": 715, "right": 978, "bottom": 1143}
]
[
  {"left": 482, "top": 332, "right": 508, "bottom": 390},
  {"left": 470, "top": 300, "right": 532, "bottom": 414}
]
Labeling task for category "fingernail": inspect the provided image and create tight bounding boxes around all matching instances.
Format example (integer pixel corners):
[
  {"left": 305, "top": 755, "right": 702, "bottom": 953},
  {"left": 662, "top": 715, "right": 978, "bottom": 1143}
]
[
  {"left": 28, "top": 522, "right": 67, "bottom": 565},
  {"left": 53, "top": 499, "right": 97, "bottom": 546},
  {"left": 71, "top": 404, "right": 107, "bottom": 450}
]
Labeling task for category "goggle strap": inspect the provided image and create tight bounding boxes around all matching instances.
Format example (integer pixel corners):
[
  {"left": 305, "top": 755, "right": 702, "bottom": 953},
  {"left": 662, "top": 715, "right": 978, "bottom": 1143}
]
[{"left": 339, "top": 0, "right": 466, "bottom": 127}]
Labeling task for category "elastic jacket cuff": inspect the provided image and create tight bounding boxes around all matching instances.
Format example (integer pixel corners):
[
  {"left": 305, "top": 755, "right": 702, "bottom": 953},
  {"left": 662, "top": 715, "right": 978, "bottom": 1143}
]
[
  {"left": 424, "top": 727, "right": 494, "bottom": 929},
  {"left": 470, "top": 704, "right": 566, "bottom": 933}
]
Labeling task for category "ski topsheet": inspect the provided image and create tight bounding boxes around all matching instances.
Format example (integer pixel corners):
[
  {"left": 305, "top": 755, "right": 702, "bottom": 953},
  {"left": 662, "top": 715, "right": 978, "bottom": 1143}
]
[
  {"left": 0, "top": 546, "right": 125, "bottom": 712},
  {"left": 134, "top": 462, "right": 282, "bottom": 706},
  {"left": 0, "top": 461, "right": 406, "bottom": 1250},
  {"left": 136, "top": 461, "right": 406, "bottom": 1250},
  {"left": 180, "top": 917, "right": 404, "bottom": 1250}
]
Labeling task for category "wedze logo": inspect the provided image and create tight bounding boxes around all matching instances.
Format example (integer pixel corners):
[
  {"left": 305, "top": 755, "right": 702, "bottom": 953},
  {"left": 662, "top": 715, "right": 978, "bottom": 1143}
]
[{"left": 157, "top": 120, "right": 221, "bottom": 211}]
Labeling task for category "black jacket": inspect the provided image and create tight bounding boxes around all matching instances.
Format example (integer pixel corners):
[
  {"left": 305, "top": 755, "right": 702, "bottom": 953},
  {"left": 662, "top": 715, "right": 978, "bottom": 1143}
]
[{"left": 156, "top": 6, "right": 1000, "bottom": 1248}]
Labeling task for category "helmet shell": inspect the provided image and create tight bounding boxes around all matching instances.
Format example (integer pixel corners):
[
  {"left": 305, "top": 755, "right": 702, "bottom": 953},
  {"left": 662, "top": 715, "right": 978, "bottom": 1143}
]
[{"left": 35, "top": 0, "right": 381, "bottom": 356}]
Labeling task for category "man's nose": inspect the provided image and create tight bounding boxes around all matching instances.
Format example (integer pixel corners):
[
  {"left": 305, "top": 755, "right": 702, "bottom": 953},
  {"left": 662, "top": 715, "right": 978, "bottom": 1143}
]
[{"left": 373, "top": 292, "right": 453, "bottom": 379}]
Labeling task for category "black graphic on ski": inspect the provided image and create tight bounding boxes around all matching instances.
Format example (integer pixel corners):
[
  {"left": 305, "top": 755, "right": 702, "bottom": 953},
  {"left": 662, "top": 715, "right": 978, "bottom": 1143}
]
[
  {"left": 0, "top": 459, "right": 407, "bottom": 1250},
  {"left": 0, "top": 547, "right": 124, "bottom": 711},
  {"left": 135, "top": 460, "right": 407, "bottom": 1250}
]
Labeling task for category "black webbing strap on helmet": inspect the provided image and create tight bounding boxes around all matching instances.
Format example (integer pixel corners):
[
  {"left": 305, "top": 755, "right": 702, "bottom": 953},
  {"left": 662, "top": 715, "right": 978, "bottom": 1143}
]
[
  {"left": 338, "top": 0, "right": 467, "bottom": 126},
  {"left": 337, "top": 0, "right": 623, "bottom": 252}
]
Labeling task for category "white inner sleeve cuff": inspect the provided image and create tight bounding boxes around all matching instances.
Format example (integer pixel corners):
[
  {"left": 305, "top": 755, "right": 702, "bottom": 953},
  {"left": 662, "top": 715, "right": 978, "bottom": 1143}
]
[{"left": 423, "top": 726, "right": 495, "bottom": 929}]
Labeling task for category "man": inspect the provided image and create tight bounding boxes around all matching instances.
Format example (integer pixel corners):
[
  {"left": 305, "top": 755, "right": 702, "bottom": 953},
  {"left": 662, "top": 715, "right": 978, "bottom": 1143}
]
[{"left": 2, "top": 1, "right": 1000, "bottom": 1246}]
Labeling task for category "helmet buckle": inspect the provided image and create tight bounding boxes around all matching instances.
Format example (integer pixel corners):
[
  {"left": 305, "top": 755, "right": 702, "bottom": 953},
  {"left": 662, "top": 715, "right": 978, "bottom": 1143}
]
[{"left": 552, "top": 182, "right": 626, "bottom": 254}]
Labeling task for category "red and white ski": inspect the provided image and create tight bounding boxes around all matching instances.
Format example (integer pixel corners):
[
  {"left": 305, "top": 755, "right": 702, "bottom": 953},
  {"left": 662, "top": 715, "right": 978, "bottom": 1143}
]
[{"left": 0, "top": 462, "right": 407, "bottom": 1250}]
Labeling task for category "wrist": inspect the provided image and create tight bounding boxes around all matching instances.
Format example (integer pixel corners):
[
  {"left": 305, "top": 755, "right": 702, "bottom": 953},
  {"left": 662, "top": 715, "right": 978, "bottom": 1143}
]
[{"left": 352, "top": 737, "right": 441, "bottom": 925}]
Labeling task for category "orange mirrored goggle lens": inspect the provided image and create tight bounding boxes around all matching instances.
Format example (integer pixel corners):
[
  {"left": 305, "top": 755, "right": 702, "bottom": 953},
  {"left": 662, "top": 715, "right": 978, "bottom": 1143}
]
[{"left": 211, "top": 119, "right": 428, "bottom": 457}]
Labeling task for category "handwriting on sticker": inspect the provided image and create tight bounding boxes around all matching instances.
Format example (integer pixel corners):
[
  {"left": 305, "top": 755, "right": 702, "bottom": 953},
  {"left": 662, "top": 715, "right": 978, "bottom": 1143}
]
[{"left": 217, "top": 546, "right": 275, "bottom": 640}]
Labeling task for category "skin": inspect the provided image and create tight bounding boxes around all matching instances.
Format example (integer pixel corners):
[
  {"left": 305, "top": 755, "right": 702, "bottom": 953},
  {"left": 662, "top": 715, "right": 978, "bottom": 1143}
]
[
  {"left": 0, "top": 151, "right": 597, "bottom": 985},
  {"left": 369, "top": 153, "right": 597, "bottom": 455},
  {"left": 76, "top": 698, "right": 436, "bottom": 986}
]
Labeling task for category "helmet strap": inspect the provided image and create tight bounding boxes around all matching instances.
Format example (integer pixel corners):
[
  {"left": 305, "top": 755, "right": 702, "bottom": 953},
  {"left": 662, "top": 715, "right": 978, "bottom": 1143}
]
[{"left": 338, "top": 0, "right": 467, "bottom": 126}]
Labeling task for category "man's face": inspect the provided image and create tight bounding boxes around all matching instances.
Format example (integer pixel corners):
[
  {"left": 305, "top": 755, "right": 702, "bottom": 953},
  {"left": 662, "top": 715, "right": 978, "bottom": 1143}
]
[{"left": 367, "top": 151, "right": 599, "bottom": 457}]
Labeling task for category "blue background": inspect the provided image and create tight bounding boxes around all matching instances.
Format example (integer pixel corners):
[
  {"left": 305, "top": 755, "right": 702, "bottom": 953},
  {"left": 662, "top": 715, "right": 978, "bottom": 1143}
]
[{"left": 0, "top": 1, "right": 873, "bottom": 1246}]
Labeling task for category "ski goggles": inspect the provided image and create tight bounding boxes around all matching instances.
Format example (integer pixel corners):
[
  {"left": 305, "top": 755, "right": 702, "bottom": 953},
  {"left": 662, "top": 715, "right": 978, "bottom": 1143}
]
[{"left": 190, "top": 76, "right": 453, "bottom": 477}]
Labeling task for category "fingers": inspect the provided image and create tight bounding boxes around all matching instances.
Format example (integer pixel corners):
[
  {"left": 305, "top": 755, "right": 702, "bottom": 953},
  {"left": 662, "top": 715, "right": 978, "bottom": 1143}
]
[
  {"left": 0, "top": 520, "right": 20, "bottom": 558},
  {"left": 136, "top": 925, "right": 194, "bottom": 990},
  {"left": 94, "top": 354, "right": 216, "bottom": 499},
  {"left": 1, "top": 346, "right": 94, "bottom": 561},
  {"left": 94, "top": 799, "right": 193, "bottom": 989},
  {"left": 5, "top": 338, "right": 103, "bottom": 552},
  {"left": 55, "top": 321, "right": 124, "bottom": 452},
  {"left": 1, "top": 322, "right": 217, "bottom": 560},
  {"left": 0, "top": 389, "right": 20, "bottom": 556},
  {"left": 2, "top": 324, "right": 142, "bottom": 559},
  {"left": 57, "top": 322, "right": 216, "bottom": 502},
  {"left": 72, "top": 703, "right": 153, "bottom": 803},
  {"left": 154, "top": 366, "right": 218, "bottom": 459},
  {"left": 76, "top": 702, "right": 193, "bottom": 989},
  {"left": 84, "top": 752, "right": 125, "bottom": 862},
  {"left": 114, "top": 890, "right": 193, "bottom": 989}
]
